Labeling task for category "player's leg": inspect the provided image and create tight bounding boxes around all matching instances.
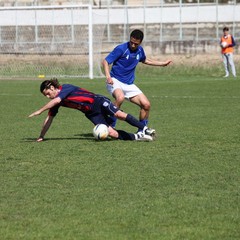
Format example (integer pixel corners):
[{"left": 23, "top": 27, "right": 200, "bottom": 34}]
[
  {"left": 89, "top": 96, "right": 153, "bottom": 140},
  {"left": 228, "top": 53, "right": 236, "bottom": 77},
  {"left": 106, "top": 78, "right": 125, "bottom": 127},
  {"left": 108, "top": 125, "right": 152, "bottom": 141},
  {"left": 85, "top": 111, "right": 123, "bottom": 139},
  {"left": 120, "top": 83, "right": 153, "bottom": 132},
  {"left": 106, "top": 77, "right": 126, "bottom": 108},
  {"left": 116, "top": 130, "right": 153, "bottom": 141},
  {"left": 85, "top": 111, "right": 152, "bottom": 141},
  {"left": 222, "top": 54, "right": 229, "bottom": 77},
  {"left": 112, "top": 88, "right": 125, "bottom": 108},
  {"left": 130, "top": 93, "right": 150, "bottom": 121},
  {"left": 114, "top": 110, "right": 154, "bottom": 140},
  {"left": 97, "top": 96, "right": 154, "bottom": 138},
  {"left": 129, "top": 93, "right": 154, "bottom": 133},
  {"left": 99, "top": 96, "right": 145, "bottom": 130}
]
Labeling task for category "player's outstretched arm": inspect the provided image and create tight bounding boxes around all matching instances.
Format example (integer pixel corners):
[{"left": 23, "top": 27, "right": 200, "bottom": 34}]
[
  {"left": 144, "top": 57, "right": 172, "bottom": 67},
  {"left": 28, "top": 97, "right": 61, "bottom": 118},
  {"left": 102, "top": 59, "right": 114, "bottom": 85},
  {"left": 36, "top": 115, "right": 54, "bottom": 142}
]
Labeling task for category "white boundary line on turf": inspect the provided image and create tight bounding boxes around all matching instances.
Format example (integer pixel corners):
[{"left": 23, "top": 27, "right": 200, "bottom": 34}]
[
  {"left": 138, "top": 78, "right": 238, "bottom": 84},
  {"left": 1, "top": 93, "right": 239, "bottom": 99},
  {"left": 152, "top": 95, "right": 240, "bottom": 99},
  {"left": 0, "top": 93, "right": 33, "bottom": 96}
]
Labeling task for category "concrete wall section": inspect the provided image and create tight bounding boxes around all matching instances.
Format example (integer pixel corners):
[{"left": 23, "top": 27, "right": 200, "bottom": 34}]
[{"left": 0, "top": 5, "right": 239, "bottom": 26}]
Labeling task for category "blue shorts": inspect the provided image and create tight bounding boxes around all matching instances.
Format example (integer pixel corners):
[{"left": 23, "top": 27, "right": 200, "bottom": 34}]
[{"left": 85, "top": 95, "right": 119, "bottom": 126}]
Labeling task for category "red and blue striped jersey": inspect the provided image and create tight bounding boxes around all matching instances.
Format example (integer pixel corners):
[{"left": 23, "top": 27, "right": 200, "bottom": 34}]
[{"left": 49, "top": 84, "right": 96, "bottom": 116}]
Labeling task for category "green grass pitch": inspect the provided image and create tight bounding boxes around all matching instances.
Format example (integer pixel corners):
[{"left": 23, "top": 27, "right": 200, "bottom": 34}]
[{"left": 0, "top": 65, "right": 239, "bottom": 239}]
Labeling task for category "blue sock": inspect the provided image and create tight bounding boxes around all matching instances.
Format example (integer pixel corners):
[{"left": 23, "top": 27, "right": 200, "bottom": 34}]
[
  {"left": 125, "top": 114, "right": 145, "bottom": 130},
  {"left": 140, "top": 119, "right": 148, "bottom": 126},
  {"left": 138, "top": 119, "right": 148, "bottom": 132}
]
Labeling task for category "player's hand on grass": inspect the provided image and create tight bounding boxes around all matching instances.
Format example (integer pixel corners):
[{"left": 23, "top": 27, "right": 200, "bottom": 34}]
[
  {"left": 28, "top": 110, "right": 41, "bottom": 118},
  {"left": 36, "top": 136, "right": 44, "bottom": 142}
]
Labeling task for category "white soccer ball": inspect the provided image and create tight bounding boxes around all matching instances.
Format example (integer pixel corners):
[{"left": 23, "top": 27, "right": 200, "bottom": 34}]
[
  {"left": 221, "top": 41, "right": 228, "bottom": 48},
  {"left": 93, "top": 124, "right": 109, "bottom": 140}
]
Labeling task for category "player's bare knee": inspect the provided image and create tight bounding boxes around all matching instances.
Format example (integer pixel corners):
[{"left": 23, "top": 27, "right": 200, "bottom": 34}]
[
  {"left": 142, "top": 101, "right": 151, "bottom": 111},
  {"left": 115, "top": 95, "right": 125, "bottom": 105}
]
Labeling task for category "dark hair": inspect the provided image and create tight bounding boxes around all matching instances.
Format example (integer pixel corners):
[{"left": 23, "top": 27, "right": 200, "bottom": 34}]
[
  {"left": 130, "top": 29, "right": 144, "bottom": 42},
  {"left": 40, "top": 78, "right": 60, "bottom": 93},
  {"left": 223, "top": 27, "right": 229, "bottom": 31}
]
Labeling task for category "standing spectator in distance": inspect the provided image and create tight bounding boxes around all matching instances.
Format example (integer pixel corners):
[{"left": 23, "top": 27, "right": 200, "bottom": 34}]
[
  {"left": 220, "top": 27, "right": 236, "bottom": 78},
  {"left": 102, "top": 29, "right": 172, "bottom": 131}
]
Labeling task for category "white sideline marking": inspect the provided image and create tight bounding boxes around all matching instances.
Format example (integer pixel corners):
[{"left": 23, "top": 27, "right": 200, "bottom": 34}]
[
  {"left": 152, "top": 95, "right": 240, "bottom": 99},
  {"left": 0, "top": 93, "right": 32, "bottom": 96},
  {"left": 0, "top": 93, "right": 239, "bottom": 99}
]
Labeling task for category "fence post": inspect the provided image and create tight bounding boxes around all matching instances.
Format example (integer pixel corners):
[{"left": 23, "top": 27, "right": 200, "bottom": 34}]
[
  {"left": 88, "top": 4, "right": 93, "bottom": 79},
  {"left": 179, "top": 0, "right": 182, "bottom": 40}
]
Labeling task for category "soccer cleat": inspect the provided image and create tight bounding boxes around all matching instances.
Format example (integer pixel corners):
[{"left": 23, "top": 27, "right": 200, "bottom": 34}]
[
  {"left": 223, "top": 74, "right": 229, "bottom": 78},
  {"left": 135, "top": 132, "right": 153, "bottom": 141},
  {"left": 143, "top": 127, "right": 156, "bottom": 137}
]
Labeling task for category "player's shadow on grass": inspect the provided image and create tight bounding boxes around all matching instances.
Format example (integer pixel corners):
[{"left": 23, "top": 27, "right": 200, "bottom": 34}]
[
  {"left": 23, "top": 133, "right": 97, "bottom": 142},
  {"left": 74, "top": 133, "right": 112, "bottom": 141}
]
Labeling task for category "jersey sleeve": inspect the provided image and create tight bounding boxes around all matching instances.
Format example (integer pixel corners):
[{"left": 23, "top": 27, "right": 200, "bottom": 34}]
[
  {"left": 48, "top": 84, "right": 75, "bottom": 116},
  {"left": 105, "top": 46, "right": 124, "bottom": 64},
  {"left": 57, "top": 84, "right": 75, "bottom": 100}
]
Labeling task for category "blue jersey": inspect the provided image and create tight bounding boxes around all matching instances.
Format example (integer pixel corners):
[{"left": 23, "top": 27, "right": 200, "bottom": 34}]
[
  {"left": 49, "top": 84, "right": 95, "bottom": 116},
  {"left": 105, "top": 42, "right": 146, "bottom": 84}
]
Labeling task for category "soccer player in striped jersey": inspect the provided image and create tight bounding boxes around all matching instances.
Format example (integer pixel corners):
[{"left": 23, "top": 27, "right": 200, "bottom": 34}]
[
  {"left": 28, "top": 78, "right": 155, "bottom": 142},
  {"left": 102, "top": 29, "right": 172, "bottom": 131}
]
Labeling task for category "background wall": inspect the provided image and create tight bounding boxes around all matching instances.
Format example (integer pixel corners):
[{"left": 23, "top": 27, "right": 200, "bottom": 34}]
[
  {"left": 0, "top": 3, "right": 239, "bottom": 55},
  {"left": 0, "top": 1, "right": 239, "bottom": 78}
]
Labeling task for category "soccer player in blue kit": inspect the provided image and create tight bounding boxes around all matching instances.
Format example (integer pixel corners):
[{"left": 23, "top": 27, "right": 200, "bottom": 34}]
[
  {"left": 102, "top": 29, "right": 172, "bottom": 132},
  {"left": 28, "top": 78, "right": 155, "bottom": 142}
]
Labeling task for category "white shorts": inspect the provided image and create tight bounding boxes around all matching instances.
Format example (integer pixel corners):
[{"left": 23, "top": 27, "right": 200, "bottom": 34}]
[{"left": 106, "top": 77, "right": 142, "bottom": 99}]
